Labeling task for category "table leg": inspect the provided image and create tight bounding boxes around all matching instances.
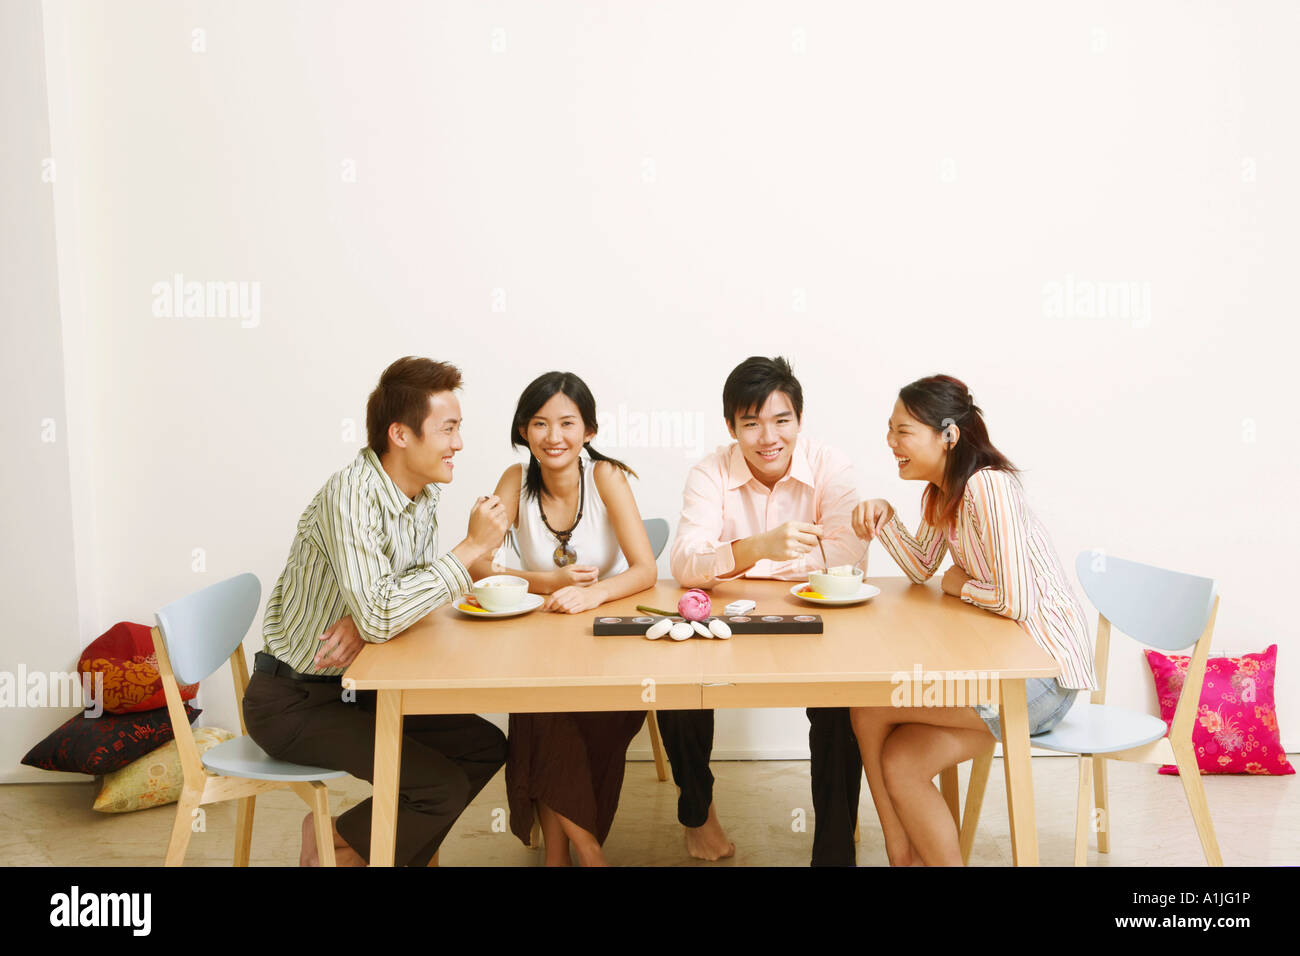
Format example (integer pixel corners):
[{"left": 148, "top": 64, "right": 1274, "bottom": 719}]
[
  {"left": 999, "top": 678, "right": 1038, "bottom": 866},
  {"left": 370, "top": 689, "right": 403, "bottom": 867}
]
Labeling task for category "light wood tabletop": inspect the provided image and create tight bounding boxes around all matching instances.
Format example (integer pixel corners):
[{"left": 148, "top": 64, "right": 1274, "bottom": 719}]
[{"left": 344, "top": 576, "right": 1058, "bottom": 867}]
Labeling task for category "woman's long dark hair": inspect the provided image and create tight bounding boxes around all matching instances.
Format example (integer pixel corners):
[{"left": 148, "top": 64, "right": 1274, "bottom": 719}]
[
  {"left": 510, "top": 371, "right": 636, "bottom": 501},
  {"left": 898, "top": 374, "right": 1018, "bottom": 528}
]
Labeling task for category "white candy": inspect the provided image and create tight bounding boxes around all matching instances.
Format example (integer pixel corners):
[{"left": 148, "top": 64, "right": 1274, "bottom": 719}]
[
  {"left": 691, "top": 621, "right": 712, "bottom": 638},
  {"left": 645, "top": 619, "right": 673, "bottom": 640},
  {"left": 709, "top": 619, "right": 732, "bottom": 639},
  {"left": 669, "top": 622, "right": 693, "bottom": 641}
]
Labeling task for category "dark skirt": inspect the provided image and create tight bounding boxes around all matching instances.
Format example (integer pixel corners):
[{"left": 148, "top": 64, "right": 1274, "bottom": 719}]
[{"left": 506, "top": 709, "right": 647, "bottom": 846}]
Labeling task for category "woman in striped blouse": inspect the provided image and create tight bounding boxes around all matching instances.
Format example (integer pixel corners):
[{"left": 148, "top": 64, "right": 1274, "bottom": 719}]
[{"left": 849, "top": 375, "right": 1097, "bottom": 866}]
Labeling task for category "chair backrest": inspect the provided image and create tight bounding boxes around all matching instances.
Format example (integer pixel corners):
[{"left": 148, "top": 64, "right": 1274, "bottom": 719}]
[
  {"left": 1074, "top": 552, "right": 1216, "bottom": 652},
  {"left": 155, "top": 573, "right": 262, "bottom": 686},
  {"left": 643, "top": 517, "right": 670, "bottom": 560}
]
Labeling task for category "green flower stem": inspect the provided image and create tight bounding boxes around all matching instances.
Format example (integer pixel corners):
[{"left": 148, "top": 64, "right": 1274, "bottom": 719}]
[{"left": 635, "top": 604, "right": 678, "bottom": 617}]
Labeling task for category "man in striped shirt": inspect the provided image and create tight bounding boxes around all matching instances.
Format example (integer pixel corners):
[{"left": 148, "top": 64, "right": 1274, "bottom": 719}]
[{"left": 243, "top": 356, "right": 510, "bottom": 867}]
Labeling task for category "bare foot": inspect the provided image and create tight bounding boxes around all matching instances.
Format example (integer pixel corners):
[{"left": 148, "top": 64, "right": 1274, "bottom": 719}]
[
  {"left": 684, "top": 802, "right": 735, "bottom": 861},
  {"left": 333, "top": 844, "right": 367, "bottom": 867},
  {"left": 572, "top": 840, "right": 608, "bottom": 867},
  {"left": 302, "top": 812, "right": 367, "bottom": 867}
]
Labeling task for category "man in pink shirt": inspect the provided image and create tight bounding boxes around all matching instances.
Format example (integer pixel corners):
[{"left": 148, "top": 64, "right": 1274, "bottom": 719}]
[{"left": 665, "top": 356, "right": 867, "bottom": 865}]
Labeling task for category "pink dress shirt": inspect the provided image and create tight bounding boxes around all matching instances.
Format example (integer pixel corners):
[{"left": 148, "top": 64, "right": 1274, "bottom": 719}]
[{"left": 670, "top": 435, "right": 867, "bottom": 588}]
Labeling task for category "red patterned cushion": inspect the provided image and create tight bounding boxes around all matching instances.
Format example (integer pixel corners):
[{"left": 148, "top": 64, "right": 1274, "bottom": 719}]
[
  {"left": 20, "top": 703, "right": 201, "bottom": 775},
  {"left": 1144, "top": 644, "right": 1293, "bottom": 775},
  {"left": 77, "top": 621, "right": 198, "bottom": 714}
]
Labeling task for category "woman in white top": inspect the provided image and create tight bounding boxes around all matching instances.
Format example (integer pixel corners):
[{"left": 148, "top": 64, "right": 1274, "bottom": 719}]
[
  {"left": 469, "top": 371, "right": 656, "bottom": 866},
  {"left": 849, "top": 374, "right": 1096, "bottom": 866}
]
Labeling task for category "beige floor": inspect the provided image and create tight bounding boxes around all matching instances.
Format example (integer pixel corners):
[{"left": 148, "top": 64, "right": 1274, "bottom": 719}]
[{"left": 2, "top": 757, "right": 1296, "bottom": 866}]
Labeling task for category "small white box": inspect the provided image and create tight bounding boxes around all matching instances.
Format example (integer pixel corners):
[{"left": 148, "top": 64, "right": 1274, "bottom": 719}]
[{"left": 724, "top": 599, "right": 756, "bottom": 615}]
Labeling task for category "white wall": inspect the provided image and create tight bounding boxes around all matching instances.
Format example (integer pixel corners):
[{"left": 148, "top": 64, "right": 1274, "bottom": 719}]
[
  {"left": 0, "top": 0, "right": 98, "bottom": 782},
  {"left": 13, "top": 0, "right": 1296, "bottom": 768}
]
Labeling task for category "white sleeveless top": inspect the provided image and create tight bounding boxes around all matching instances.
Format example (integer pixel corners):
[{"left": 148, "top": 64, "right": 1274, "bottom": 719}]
[{"left": 514, "top": 452, "right": 629, "bottom": 580}]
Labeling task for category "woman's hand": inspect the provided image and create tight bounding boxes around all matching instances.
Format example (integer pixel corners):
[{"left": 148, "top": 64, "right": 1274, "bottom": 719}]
[
  {"left": 543, "top": 565, "right": 600, "bottom": 594},
  {"left": 851, "top": 498, "right": 894, "bottom": 541},
  {"left": 543, "top": 585, "right": 605, "bottom": 615},
  {"left": 941, "top": 563, "right": 972, "bottom": 597}
]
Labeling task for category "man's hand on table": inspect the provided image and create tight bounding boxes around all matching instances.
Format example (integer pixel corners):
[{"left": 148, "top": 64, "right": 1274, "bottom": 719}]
[
  {"left": 941, "top": 563, "right": 972, "bottom": 597},
  {"left": 315, "top": 614, "right": 366, "bottom": 669}
]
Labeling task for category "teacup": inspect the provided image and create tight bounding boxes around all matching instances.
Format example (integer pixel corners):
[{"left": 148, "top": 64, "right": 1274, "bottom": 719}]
[
  {"left": 471, "top": 575, "right": 529, "bottom": 612},
  {"left": 807, "top": 566, "right": 864, "bottom": 598}
]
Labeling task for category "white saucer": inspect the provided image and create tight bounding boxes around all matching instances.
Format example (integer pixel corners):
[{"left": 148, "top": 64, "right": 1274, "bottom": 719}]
[
  {"left": 789, "top": 582, "right": 881, "bottom": 606},
  {"left": 453, "top": 592, "right": 544, "bottom": 619}
]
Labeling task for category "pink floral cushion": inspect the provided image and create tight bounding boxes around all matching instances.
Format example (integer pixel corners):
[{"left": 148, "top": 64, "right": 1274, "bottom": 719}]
[{"left": 1144, "top": 644, "right": 1293, "bottom": 775}]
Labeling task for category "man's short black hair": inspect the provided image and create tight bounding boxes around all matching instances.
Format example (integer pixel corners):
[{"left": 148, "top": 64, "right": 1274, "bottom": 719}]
[{"left": 722, "top": 356, "right": 804, "bottom": 427}]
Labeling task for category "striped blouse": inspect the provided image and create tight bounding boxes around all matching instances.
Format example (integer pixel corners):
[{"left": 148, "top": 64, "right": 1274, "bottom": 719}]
[
  {"left": 876, "top": 467, "right": 1097, "bottom": 690},
  {"left": 262, "top": 447, "right": 473, "bottom": 676}
]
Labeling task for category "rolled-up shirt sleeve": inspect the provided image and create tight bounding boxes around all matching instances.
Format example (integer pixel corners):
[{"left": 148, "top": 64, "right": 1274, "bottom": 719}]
[
  {"left": 669, "top": 461, "right": 742, "bottom": 589},
  {"left": 316, "top": 483, "right": 472, "bottom": 641},
  {"left": 876, "top": 489, "right": 948, "bottom": 584}
]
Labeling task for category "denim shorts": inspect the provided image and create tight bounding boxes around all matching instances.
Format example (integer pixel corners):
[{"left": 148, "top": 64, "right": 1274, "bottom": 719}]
[{"left": 974, "top": 677, "right": 1078, "bottom": 742}]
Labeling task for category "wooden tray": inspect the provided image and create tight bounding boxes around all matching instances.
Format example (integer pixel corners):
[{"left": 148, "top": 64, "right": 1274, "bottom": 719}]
[{"left": 592, "top": 614, "right": 823, "bottom": 635}]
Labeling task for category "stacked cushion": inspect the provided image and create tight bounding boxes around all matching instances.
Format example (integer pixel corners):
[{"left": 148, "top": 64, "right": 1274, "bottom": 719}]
[
  {"left": 78, "top": 621, "right": 198, "bottom": 713},
  {"left": 94, "top": 726, "right": 236, "bottom": 812},
  {"left": 21, "top": 703, "right": 201, "bottom": 775}
]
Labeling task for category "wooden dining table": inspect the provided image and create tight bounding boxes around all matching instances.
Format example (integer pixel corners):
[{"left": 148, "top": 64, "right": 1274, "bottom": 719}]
[{"left": 343, "top": 576, "right": 1059, "bottom": 866}]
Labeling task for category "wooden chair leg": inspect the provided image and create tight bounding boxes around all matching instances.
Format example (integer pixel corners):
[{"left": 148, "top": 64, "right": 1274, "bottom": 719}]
[
  {"left": 647, "top": 711, "right": 668, "bottom": 782},
  {"left": 959, "top": 748, "right": 993, "bottom": 865},
  {"left": 939, "top": 765, "right": 961, "bottom": 827},
  {"left": 1073, "top": 755, "right": 1093, "bottom": 866},
  {"left": 1092, "top": 755, "right": 1110, "bottom": 854},
  {"left": 1171, "top": 740, "right": 1223, "bottom": 866},
  {"left": 165, "top": 787, "right": 203, "bottom": 866},
  {"left": 233, "top": 795, "right": 256, "bottom": 866},
  {"left": 310, "top": 782, "right": 336, "bottom": 867}
]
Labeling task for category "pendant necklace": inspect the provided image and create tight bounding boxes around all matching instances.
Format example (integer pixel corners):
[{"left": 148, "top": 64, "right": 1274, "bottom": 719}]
[{"left": 539, "top": 457, "right": 585, "bottom": 567}]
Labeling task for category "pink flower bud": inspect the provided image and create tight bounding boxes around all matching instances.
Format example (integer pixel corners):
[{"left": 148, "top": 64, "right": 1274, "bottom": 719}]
[{"left": 677, "top": 589, "right": 712, "bottom": 622}]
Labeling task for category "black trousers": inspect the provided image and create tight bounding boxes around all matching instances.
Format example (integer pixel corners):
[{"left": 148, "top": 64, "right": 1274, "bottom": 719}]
[
  {"left": 656, "top": 707, "right": 862, "bottom": 866},
  {"left": 243, "top": 668, "right": 506, "bottom": 866}
]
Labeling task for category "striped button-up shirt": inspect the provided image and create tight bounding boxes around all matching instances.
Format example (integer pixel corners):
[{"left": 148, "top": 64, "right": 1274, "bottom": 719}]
[
  {"left": 877, "top": 467, "right": 1097, "bottom": 690},
  {"left": 262, "top": 447, "right": 473, "bottom": 676}
]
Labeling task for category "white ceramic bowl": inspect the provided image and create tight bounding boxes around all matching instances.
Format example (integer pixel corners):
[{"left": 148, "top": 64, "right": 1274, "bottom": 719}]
[
  {"left": 471, "top": 575, "right": 530, "bottom": 612},
  {"left": 807, "top": 566, "right": 864, "bottom": 598}
]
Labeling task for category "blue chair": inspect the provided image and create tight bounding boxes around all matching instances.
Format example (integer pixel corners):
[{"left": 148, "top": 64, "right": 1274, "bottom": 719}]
[
  {"left": 642, "top": 517, "right": 669, "bottom": 563},
  {"left": 960, "top": 552, "right": 1223, "bottom": 865},
  {"left": 151, "top": 573, "right": 347, "bottom": 866}
]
